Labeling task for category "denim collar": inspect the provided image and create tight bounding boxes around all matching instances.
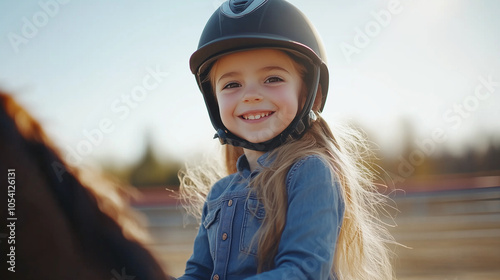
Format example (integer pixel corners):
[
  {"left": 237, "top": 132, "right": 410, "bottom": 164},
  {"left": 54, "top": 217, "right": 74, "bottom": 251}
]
[{"left": 236, "top": 152, "right": 273, "bottom": 178}]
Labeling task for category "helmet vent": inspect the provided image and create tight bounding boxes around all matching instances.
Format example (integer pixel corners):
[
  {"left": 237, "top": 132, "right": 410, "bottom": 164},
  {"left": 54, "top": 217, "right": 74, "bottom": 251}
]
[
  {"left": 221, "top": 0, "right": 267, "bottom": 18},
  {"left": 230, "top": 0, "right": 254, "bottom": 14}
]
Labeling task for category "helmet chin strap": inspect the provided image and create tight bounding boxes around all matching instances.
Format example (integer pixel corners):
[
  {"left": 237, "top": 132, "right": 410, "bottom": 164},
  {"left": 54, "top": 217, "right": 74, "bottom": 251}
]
[{"left": 214, "top": 110, "right": 316, "bottom": 152}]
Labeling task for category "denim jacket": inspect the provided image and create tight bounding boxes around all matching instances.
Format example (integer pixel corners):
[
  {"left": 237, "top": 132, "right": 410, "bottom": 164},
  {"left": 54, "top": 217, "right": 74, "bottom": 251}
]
[{"left": 178, "top": 153, "right": 345, "bottom": 280}]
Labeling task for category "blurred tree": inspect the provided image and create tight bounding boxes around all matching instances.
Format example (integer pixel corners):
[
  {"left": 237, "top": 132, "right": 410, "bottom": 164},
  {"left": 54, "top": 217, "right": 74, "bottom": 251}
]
[
  {"left": 128, "top": 134, "right": 181, "bottom": 190},
  {"left": 100, "top": 133, "right": 182, "bottom": 190},
  {"left": 369, "top": 119, "right": 500, "bottom": 187}
]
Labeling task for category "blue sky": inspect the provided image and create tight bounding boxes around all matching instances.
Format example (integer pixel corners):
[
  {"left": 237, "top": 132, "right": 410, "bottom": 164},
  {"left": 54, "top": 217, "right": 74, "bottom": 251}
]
[{"left": 1, "top": 0, "right": 499, "bottom": 167}]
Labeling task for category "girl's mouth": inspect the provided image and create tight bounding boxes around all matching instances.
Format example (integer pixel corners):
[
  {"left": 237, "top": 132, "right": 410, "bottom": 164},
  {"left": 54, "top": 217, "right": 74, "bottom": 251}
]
[{"left": 239, "top": 111, "right": 275, "bottom": 120}]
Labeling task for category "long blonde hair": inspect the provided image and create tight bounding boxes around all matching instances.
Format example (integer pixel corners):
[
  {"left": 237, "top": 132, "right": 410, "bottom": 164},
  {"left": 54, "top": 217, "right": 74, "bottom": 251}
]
[{"left": 179, "top": 52, "right": 396, "bottom": 279}]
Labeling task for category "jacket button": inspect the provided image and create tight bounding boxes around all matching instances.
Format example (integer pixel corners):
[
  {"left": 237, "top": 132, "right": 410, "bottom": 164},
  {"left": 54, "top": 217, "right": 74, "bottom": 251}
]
[
  {"left": 222, "top": 233, "right": 228, "bottom": 241},
  {"left": 213, "top": 274, "right": 219, "bottom": 280},
  {"left": 228, "top": 199, "right": 233, "bottom": 206}
]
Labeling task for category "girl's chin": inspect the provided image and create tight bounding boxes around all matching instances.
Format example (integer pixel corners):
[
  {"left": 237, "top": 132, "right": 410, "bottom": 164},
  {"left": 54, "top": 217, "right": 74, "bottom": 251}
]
[
  {"left": 232, "top": 127, "right": 287, "bottom": 144},
  {"left": 239, "top": 133, "right": 280, "bottom": 144}
]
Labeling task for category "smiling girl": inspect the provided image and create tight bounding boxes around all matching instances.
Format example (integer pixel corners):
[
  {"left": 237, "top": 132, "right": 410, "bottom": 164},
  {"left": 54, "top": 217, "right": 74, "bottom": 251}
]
[{"left": 178, "top": 1, "right": 395, "bottom": 279}]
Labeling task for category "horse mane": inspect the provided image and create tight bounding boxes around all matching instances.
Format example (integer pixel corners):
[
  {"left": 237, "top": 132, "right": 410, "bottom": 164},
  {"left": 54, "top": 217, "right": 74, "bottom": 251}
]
[{"left": 0, "top": 91, "right": 170, "bottom": 279}]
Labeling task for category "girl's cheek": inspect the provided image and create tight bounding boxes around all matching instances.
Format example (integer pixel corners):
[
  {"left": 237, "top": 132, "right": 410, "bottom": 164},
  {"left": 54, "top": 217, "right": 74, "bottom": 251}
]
[
  {"left": 219, "top": 93, "right": 238, "bottom": 104},
  {"left": 217, "top": 98, "right": 232, "bottom": 113}
]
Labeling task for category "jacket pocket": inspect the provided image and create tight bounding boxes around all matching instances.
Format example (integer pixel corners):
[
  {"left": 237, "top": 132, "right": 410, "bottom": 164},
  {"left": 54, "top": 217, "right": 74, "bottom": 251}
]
[
  {"left": 203, "top": 203, "right": 221, "bottom": 260},
  {"left": 240, "top": 198, "right": 265, "bottom": 256}
]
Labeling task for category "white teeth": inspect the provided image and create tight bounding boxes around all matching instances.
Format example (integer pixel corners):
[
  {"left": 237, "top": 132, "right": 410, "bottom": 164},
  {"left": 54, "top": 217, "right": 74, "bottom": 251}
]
[{"left": 242, "top": 112, "right": 271, "bottom": 120}]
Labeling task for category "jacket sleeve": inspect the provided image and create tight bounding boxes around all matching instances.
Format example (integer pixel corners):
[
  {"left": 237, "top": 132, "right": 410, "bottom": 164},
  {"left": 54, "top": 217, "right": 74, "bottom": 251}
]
[
  {"left": 244, "top": 155, "right": 344, "bottom": 280},
  {"left": 177, "top": 202, "right": 213, "bottom": 280}
]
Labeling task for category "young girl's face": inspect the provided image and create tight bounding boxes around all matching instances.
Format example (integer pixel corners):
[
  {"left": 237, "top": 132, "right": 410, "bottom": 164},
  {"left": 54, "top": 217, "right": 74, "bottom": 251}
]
[{"left": 212, "top": 49, "right": 303, "bottom": 144}]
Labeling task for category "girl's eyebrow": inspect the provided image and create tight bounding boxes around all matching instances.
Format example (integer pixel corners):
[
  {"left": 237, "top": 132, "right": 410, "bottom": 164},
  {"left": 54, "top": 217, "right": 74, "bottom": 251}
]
[
  {"left": 260, "top": 66, "right": 290, "bottom": 74},
  {"left": 217, "top": 66, "right": 290, "bottom": 84},
  {"left": 217, "top": 71, "right": 239, "bottom": 84}
]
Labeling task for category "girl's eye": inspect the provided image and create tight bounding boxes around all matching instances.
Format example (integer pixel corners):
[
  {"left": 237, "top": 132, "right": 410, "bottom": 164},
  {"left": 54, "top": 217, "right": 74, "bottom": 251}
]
[
  {"left": 265, "top": 76, "right": 284, "bottom": 83},
  {"left": 223, "top": 82, "right": 241, "bottom": 89}
]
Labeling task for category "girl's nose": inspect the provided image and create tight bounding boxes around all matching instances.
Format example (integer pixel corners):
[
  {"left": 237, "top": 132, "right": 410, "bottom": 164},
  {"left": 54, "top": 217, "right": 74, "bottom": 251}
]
[{"left": 242, "top": 85, "right": 262, "bottom": 103}]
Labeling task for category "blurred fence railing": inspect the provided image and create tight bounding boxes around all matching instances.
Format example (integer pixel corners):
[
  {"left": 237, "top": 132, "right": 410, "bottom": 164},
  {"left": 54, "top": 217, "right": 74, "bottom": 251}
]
[{"left": 132, "top": 176, "right": 500, "bottom": 279}]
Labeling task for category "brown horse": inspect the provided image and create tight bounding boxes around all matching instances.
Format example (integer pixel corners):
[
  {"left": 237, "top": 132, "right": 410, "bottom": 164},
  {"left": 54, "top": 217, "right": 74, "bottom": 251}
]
[{"left": 0, "top": 92, "right": 172, "bottom": 280}]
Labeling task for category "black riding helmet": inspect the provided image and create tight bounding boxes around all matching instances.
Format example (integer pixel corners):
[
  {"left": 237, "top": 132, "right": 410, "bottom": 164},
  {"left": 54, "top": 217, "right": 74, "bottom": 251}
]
[{"left": 190, "top": 0, "right": 329, "bottom": 151}]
